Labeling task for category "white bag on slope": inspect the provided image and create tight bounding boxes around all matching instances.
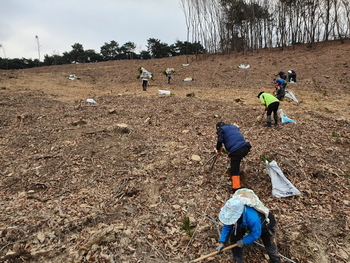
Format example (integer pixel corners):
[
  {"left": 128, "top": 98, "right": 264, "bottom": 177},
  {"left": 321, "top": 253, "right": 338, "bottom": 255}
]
[
  {"left": 266, "top": 160, "right": 301, "bottom": 198},
  {"left": 285, "top": 90, "right": 298, "bottom": 103}
]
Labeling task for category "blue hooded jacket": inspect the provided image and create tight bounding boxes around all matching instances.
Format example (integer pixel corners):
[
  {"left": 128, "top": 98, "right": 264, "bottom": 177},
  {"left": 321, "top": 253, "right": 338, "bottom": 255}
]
[
  {"left": 219, "top": 206, "right": 262, "bottom": 245},
  {"left": 216, "top": 124, "right": 246, "bottom": 153}
]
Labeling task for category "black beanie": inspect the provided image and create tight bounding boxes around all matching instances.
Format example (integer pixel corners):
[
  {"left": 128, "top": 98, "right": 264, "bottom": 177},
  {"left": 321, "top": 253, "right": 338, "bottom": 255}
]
[
  {"left": 216, "top": 122, "right": 225, "bottom": 128},
  {"left": 257, "top": 91, "right": 264, "bottom": 98}
]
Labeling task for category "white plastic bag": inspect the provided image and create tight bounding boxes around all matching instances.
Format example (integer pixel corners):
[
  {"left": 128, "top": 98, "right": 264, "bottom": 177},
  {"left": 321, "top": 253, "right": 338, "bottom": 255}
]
[
  {"left": 279, "top": 109, "right": 296, "bottom": 123},
  {"left": 238, "top": 64, "right": 250, "bottom": 69},
  {"left": 266, "top": 160, "right": 301, "bottom": 198},
  {"left": 285, "top": 90, "right": 298, "bottom": 103},
  {"left": 158, "top": 90, "right": 171, "bottom": 95}
]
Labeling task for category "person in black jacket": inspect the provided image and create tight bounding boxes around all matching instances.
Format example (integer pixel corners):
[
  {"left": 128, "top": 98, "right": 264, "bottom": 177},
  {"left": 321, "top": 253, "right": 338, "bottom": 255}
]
[
  {"left": 288, "top": 70, "right": 297, "bottom": 82},
  {"left": 216, "top": 122, "right": 251, "bottom": 192},
  {"left": 276, "top": 71, "right": 287, "bottom": 80}
]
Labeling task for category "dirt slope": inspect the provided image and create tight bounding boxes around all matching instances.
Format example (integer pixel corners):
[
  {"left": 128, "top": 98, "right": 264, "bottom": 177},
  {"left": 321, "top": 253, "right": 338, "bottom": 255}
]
[{"left": 0, "top": 40, "right": 349, "bottom": 263}]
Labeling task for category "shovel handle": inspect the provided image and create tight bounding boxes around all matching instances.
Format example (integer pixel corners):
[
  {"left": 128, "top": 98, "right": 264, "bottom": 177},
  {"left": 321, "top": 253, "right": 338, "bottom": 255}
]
[{"left": 189, "top": 243, "right": 238, "bottom": 262}]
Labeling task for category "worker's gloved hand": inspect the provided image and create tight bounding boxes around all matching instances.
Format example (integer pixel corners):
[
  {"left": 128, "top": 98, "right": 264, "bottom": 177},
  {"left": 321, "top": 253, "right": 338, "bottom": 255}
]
[
  {"left": 216, "top": 150, "right": 221, "bottom": 155},
  {"left": 216, "top": 243, "right": 224, "bottom": 254},
  {"left": 237, "top": 239, "right": 244, "bottom": 247}
]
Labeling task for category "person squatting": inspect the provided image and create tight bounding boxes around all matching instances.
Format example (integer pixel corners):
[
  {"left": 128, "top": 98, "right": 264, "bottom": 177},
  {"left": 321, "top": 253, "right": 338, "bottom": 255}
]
[{"left": 216, "top": 195, "right": 281, "bottom": 263}]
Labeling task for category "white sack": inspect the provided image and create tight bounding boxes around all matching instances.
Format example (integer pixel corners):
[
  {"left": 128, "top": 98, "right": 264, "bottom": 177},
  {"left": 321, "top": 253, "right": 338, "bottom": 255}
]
[
  {"left": 285, "top": 90, "right": 298, "bottom": 103},
  {"left": 279, "top": 109, "right": 296, "bottom": 123},
  {"left": 86, "top": 99, "right": 96, "bottom": 103},
  {"left": 266, "top": 160, "right": 301, "bottom": 198},
  {"left": 238, "top": 64, "right": 250, "bottom": 69},
  {"left": 158, "top": 90, "right": 171, "bottom": 95}
]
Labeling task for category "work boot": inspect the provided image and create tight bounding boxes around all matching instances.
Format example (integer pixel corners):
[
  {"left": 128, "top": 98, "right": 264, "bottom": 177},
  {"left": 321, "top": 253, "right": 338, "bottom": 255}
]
[
  {"left": 231, "top": 175, "right": 241, "bottom": 190},
  {"left": 267, "top": 122, "right": 272, "bottom": 128}
]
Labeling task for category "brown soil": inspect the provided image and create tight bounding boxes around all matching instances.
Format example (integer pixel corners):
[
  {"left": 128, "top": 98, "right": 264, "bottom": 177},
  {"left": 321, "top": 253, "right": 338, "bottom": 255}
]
[{"left": 0, "top": 40, "right": 349, "bottom": 263}]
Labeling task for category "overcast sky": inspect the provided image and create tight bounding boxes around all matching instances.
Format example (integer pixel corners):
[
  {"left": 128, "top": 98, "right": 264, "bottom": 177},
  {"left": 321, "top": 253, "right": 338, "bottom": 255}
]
[{"left": 0, "top": 0, "right": 188, "bottom": 60}]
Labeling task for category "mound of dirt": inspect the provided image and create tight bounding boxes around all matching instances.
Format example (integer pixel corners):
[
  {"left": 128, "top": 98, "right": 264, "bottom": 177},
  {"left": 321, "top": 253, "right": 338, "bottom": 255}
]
[{"left": 0, "top": 40, "right": 349, "bottom": 263}]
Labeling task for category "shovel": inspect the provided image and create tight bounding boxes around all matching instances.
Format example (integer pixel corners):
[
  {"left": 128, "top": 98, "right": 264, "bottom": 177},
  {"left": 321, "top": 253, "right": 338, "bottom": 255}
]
[{"left": 187, "top": 243, "right": 238, "bottom": 262}]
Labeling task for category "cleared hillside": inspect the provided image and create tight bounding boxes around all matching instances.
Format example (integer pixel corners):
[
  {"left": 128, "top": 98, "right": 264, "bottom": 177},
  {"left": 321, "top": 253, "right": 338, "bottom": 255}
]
[{"left": 0, "top": 40, "right": 349, "bottom": 263}]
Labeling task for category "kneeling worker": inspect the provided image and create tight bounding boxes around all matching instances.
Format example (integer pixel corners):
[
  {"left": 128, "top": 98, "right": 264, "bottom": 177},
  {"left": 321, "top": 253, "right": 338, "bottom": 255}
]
[{"left": 216, "top": 196, "right": 281, "bottom": 263}]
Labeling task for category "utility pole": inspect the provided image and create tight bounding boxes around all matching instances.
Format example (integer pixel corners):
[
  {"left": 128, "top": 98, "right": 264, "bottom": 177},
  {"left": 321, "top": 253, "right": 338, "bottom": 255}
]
[
  {"left": 35, "top": 35, "right": 41, "bottom": 65},
  {"left": 0, "top": 43, "right": 8, "bottom": 70}
]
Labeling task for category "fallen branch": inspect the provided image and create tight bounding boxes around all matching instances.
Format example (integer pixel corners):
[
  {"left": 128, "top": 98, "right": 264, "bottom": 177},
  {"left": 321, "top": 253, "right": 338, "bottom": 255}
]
[
  {"left": 146, "top": 240, "right": 167, "bottom": 261},
  {"left": 84, "top": 129, "right": 107, "bottom": 135}
]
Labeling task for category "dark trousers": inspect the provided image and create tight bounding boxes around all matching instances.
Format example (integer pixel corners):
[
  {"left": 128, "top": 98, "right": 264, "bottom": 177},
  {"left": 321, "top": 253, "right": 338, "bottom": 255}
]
[
  {"left": 276, "top": 93, "right": 284, "bottom": 100},
  {"left": 142, "top": 80, "right": 148, "bottom": 91},
  {"left": 229, "top": 213, "right": 281, "bottom": 263},
  {"left": 229, "top": 144, "right": 250, "bottom": 175},
  {"left": 266, "top": 102, "right": 279, "bottom": 125},
  {"left": 229, "top": 144, "right": 251, "bottom": 189},
  {"left": 288, "top": 73, "right": 297, "bottom": 82}
]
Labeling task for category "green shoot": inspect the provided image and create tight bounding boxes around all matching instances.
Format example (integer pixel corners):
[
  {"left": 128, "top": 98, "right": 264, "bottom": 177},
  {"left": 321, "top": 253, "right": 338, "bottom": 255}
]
[{"left": 181, "top": 217, "right": 193, "bottom": 237}]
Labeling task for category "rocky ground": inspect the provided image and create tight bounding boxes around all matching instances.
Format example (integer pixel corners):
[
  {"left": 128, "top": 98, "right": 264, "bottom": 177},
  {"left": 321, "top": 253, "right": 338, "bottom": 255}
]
[{"left": 0, "top": 40, "right": 349, "bottom": 263}]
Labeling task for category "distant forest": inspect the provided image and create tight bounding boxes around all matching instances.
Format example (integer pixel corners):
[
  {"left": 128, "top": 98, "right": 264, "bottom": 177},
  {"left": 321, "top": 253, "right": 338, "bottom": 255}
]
[
  {"left": 0, "top": 39, "right": 205, "bottom": 70},
  {"left": 1, "top": 0, "right": 350, "bottom": 69},
  {"left": 180, "top": 0, "right": 350, "bottom": 53}
]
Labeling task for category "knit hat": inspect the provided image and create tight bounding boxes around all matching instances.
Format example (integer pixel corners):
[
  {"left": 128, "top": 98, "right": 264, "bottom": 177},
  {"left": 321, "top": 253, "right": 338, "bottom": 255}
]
[
  {"left": 218, "top": 197, "right": 244, "bottom": 225},
  {"left": 257, "top": 91, "right": 264, "bottom": 98},
  {"left": 216, "top": 122, "right": 225, "bottom": 128}
]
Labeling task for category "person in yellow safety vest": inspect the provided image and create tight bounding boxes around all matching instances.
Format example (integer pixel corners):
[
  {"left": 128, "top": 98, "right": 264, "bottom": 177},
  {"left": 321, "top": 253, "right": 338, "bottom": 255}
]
[
  {"left": 257, "top": 92, "right": 280, "bottom": 128},
  {"left": 216, "top": 122, "right": 252, "bottom": 193}
]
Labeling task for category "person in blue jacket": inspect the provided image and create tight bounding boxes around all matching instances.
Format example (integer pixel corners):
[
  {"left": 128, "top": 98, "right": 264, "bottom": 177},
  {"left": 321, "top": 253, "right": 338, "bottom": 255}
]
[
  {"left": 216, "top": 197, "right": 281, "bottom": 263},
  {"left": 273, "top": 78, "right": 287, "bottom": 100},
  {"left": 216, "top": 122, "right": 251, "bottom": 192}
]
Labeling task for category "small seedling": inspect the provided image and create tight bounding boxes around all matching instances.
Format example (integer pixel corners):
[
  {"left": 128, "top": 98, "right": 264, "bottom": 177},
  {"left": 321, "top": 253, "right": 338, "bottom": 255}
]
[
  {"left": 332, "top": 131, "right": 340, "bottom": 138},
  {"left": 181, "top": 217, "right": 193, "bottom": 237},
  {"left": 260, "top": 155, "right": 272, "bottom": 162},
  {"left": 345, "top": 174, "right": 350, "bottom": 178},
  {"left": 222, "top": 148, "right": 229, "bottom": 154},
  {"left": 324, "top": 107, "right": 329, "bottom": 112},
  {"left": 314, "top": 98, "right": 319, "bottom": 102}
]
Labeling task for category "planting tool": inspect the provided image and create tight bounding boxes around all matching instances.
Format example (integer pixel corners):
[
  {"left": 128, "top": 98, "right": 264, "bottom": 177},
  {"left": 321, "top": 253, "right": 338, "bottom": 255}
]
[
  {"left": 203, "top": 153, "right": 216, "bottom": 167},
  {"left": 186, "top": 243, "right": 238, "bottom": 262},
  {"left": 209, "top": 154, "right": 218, "bottom": 172},
  {"left": 244, "top": 111, "right": 265, "bottom": 134},
  {"left": 203, "top": 153, "right": 219, "bottom": 173}
]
